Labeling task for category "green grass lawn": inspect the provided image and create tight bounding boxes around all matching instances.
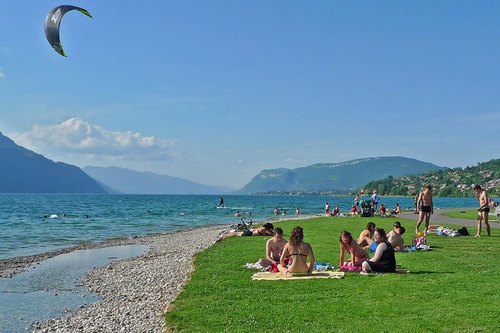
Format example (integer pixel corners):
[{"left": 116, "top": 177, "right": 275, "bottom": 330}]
[
  {"left": 443, "top": 209, "right": 479, "bottom": 220},
  {"left": 166, "top": 216, "right": 499, "bottom": 332}
]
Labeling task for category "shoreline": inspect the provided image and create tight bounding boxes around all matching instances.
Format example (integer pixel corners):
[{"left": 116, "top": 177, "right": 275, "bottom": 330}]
[
  {"left": 0, "top": 213, "right": 319, "bottom": 279},
  {"left": 28, "top": 224, "right": 229, "bottom": 332},
  {"left": 0, "top": 224, "right": 229, "bottom": 279}
]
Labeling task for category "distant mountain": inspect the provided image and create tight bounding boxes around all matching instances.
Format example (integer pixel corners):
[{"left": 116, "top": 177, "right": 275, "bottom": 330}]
[
  {"left": 237, "top": 156, "right": 445, "bottom": 194},
  {"left": 0, "top": 132, "right": 105, "bottom": 193},
  {"left": 362, "top": 158, "right": 500, "bottom": 197},
  {"left": 83, "top": 166, "right": 231, "bottom": 194}
]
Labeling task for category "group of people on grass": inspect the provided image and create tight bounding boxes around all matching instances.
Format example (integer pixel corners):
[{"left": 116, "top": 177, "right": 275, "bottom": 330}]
[
  {"left": 225, "top": 183, "right": 492, "bottom": 277},
  {"left": 255, "top": 220, "right": 407, "bottom": 277}
]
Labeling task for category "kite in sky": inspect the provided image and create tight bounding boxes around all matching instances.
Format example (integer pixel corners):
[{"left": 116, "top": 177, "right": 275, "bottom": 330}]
[{"left": 44, "top": 5, "right": 92, "bottom": 57}]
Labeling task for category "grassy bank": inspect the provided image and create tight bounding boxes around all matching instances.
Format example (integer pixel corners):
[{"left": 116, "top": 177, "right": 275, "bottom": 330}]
[{"left": 166, "top": 216, "right": 499, "bottom": 332}]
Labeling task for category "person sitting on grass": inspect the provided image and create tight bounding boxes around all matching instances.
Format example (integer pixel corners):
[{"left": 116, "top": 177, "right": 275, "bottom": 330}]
[
  {"left": 361, "top": 228, "right": 396, "bottom": 274},
  {"left": 350, "top": 205, "right": 358, "bottom": 217},
  {"left": 220, "top": 222, "right": 275, "bottom": 239},
  {"left": 391, "top": 203, "right": 401, "bottom": 215},
  {"left": 339, "top": 230, "right": 369, "bottom": 268},
  {"left": 278, "top": 226, "right": 315, "bottom": 277},
  {"left": 257, "top": 227, "right": 287, "bottom": 270},
  {"left": 387, "top": 222, "right": 406, "bottom": 251},
  {"left": 358, "top": 222, "right": 376, "bottom": 250}
]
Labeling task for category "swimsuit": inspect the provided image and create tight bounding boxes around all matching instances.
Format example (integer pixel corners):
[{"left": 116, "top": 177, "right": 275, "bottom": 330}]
[
  {"left": 479, "top": 207, "right": 490, "bottom": 213},
  {"left": 285, "top": 253, "right": 308, "bottom": 259},
  {"left": 421, "top": 205, "right": 432, "bottom": 213},
  {"left": 367, "top": 241, "right": 396, "bottom": 273}
]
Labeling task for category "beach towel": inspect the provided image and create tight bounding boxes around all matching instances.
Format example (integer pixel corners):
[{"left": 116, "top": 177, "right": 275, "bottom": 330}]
[
  {"left": 252, "top": 271, "right": 345, "bottom": 280},
  {"left": 340, "top": 264, "right": 362, "bottom": 272},
  {"left": 313, "top": 262, "right": 334, "bottom": 271}
]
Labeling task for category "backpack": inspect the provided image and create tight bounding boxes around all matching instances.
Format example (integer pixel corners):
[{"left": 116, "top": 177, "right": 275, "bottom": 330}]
[{"left": 457, "top": 227, "right": 470, "bottom": 236}]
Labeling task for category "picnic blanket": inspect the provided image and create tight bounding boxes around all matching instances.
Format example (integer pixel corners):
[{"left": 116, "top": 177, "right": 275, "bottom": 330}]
[{"left": 252, "top": 271, "right": 345, "bottom": 280}]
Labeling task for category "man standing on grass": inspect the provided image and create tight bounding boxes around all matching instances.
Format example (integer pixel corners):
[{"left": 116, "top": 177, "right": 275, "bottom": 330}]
[
  {"left": 416, "top": 185, "right": 433, "bottom": 235},
  {"left": 474, "top": 185, "right": 491, "bottom": 237}
]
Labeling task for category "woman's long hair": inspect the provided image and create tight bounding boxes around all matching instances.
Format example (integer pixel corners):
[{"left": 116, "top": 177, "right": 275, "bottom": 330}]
[
  {"left": 339, "top": 230, "right": 353, "bottom": 245},
  {"left": 289, "top": 226, "right": 304, "bottom": 246}
]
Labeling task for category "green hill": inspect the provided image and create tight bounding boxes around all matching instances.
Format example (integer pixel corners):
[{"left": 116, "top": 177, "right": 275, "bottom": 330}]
[
  {"left": 362, "top": 159, "right": 500, "bottom": 197},
  {"left": 237, "top": 156, "right": 444, "bottom": 194}
]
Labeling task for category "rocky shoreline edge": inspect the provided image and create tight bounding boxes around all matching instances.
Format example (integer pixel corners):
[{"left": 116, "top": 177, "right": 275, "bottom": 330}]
[{"left": 1, "top": 224, "right": 228, "bottom": 332}]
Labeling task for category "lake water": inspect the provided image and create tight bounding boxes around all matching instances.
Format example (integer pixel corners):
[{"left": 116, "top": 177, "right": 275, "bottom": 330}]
[{"left": 0, "top": 193, "right": 483, "bottom": 260}]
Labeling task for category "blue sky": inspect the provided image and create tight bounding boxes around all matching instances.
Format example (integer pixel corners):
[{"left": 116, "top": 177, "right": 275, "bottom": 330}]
[{"left": 1, "top": 1, "right": 499, "bottom": 188}]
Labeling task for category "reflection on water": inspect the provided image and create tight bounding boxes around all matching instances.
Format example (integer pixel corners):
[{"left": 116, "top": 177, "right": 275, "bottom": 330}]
[{"left": 0, "top": 245, "right": 147, "bottom": 333}]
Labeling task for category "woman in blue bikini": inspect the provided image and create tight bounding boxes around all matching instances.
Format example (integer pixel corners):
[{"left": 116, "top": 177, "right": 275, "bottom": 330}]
[{"left": 278, "top": 226, "right": 315, "bottom": 277}]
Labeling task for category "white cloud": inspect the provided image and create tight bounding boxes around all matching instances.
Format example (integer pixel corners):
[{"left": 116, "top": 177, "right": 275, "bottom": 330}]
[
  {"left": 11, "top": 118, "right": 180, "bottom": 163},
  {"left": 0, "top": 67, "right": 5, "bottom": 79}
]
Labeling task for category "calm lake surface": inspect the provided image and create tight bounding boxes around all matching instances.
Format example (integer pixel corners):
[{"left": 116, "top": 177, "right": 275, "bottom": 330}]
[{"left": 0, "top": 193, "right": 482, "bottom": 260}]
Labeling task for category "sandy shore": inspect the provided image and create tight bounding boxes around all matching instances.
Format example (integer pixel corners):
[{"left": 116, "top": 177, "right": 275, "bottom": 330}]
[{"left": 0, "top": 225, "right": 227, "bottom": 333}]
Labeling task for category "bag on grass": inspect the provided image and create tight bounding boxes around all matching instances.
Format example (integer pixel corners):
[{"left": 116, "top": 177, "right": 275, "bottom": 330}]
[{"left": 457, "top": 227, "right": 470, "bottom": 236}]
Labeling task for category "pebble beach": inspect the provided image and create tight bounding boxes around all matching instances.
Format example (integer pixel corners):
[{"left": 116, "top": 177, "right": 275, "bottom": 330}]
[{"left": 0, "top": 225, "right": 227, "bottom": 333}]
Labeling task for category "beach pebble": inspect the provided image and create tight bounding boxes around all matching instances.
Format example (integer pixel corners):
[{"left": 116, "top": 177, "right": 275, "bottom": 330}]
[{"left": 26, "top": 225, "right": 226, "bottom": 332}]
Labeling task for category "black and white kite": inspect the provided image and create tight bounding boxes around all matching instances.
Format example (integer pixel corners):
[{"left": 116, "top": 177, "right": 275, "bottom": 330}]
[{"left": 44, "top": 5, "right": 92, "bottom": 57}]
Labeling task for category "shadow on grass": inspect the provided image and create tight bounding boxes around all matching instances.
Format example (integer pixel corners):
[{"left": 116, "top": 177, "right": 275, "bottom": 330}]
[{"left": 409, "top": 270, "right": 454, "bottom": 275}]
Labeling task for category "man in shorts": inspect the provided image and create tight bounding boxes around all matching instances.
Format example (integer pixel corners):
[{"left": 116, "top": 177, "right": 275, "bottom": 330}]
[
  {"left": 474, "top": 185, "right": 491, "bottom": 237},
  {"left": 416, "top": 185, "right": 433, "bottom": 235}
]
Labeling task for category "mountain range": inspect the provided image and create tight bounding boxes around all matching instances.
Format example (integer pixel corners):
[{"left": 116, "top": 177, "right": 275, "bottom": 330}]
[
  {"left": 237, "top": 156, "right": 445, "bottom": 194},
  {"left": 0, "top": 131, "right": 450, "bottom": 195},
  {"left": 83, "top": 166, "right": 230, "bottom": 194},
  {"left": 0, "top": 132, "right": 105, "bottom": 193}
]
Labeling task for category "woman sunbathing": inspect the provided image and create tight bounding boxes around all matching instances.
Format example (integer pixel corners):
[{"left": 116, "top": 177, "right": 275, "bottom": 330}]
[
  {"left": 219, "top": 223, "right": 274, "bottom": 239},
  {"left": 278, "top": 226, "right": 315, "bottom": 277},
  {"left": 339, "top": 230, "right": 369, "bottom": 268},
  {"left": 361, "top": 228, "right": 396, "bottom": 273}
]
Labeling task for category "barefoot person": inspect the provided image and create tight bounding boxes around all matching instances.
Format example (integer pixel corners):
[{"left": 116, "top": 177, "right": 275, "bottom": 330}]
[
  {"left": 278, "top": 226, "right": 315, "bottom": 277},
  {"left": 258, "top": 227, "right": 287, "bottom": 268},
  {"left": 339, "top": 230, "right": 369, "bottom": 268},
  {"left": 474, "top": 185, "right": 491, "bottom": 237},
  {"left": 416, "top": 185, "right": 433, "bottom": 235}
]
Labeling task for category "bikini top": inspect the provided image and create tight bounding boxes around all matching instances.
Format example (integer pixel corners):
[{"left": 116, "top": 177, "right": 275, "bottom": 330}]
[{"left": 285, "top": 252, "right": 308, "bottom": 258}]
